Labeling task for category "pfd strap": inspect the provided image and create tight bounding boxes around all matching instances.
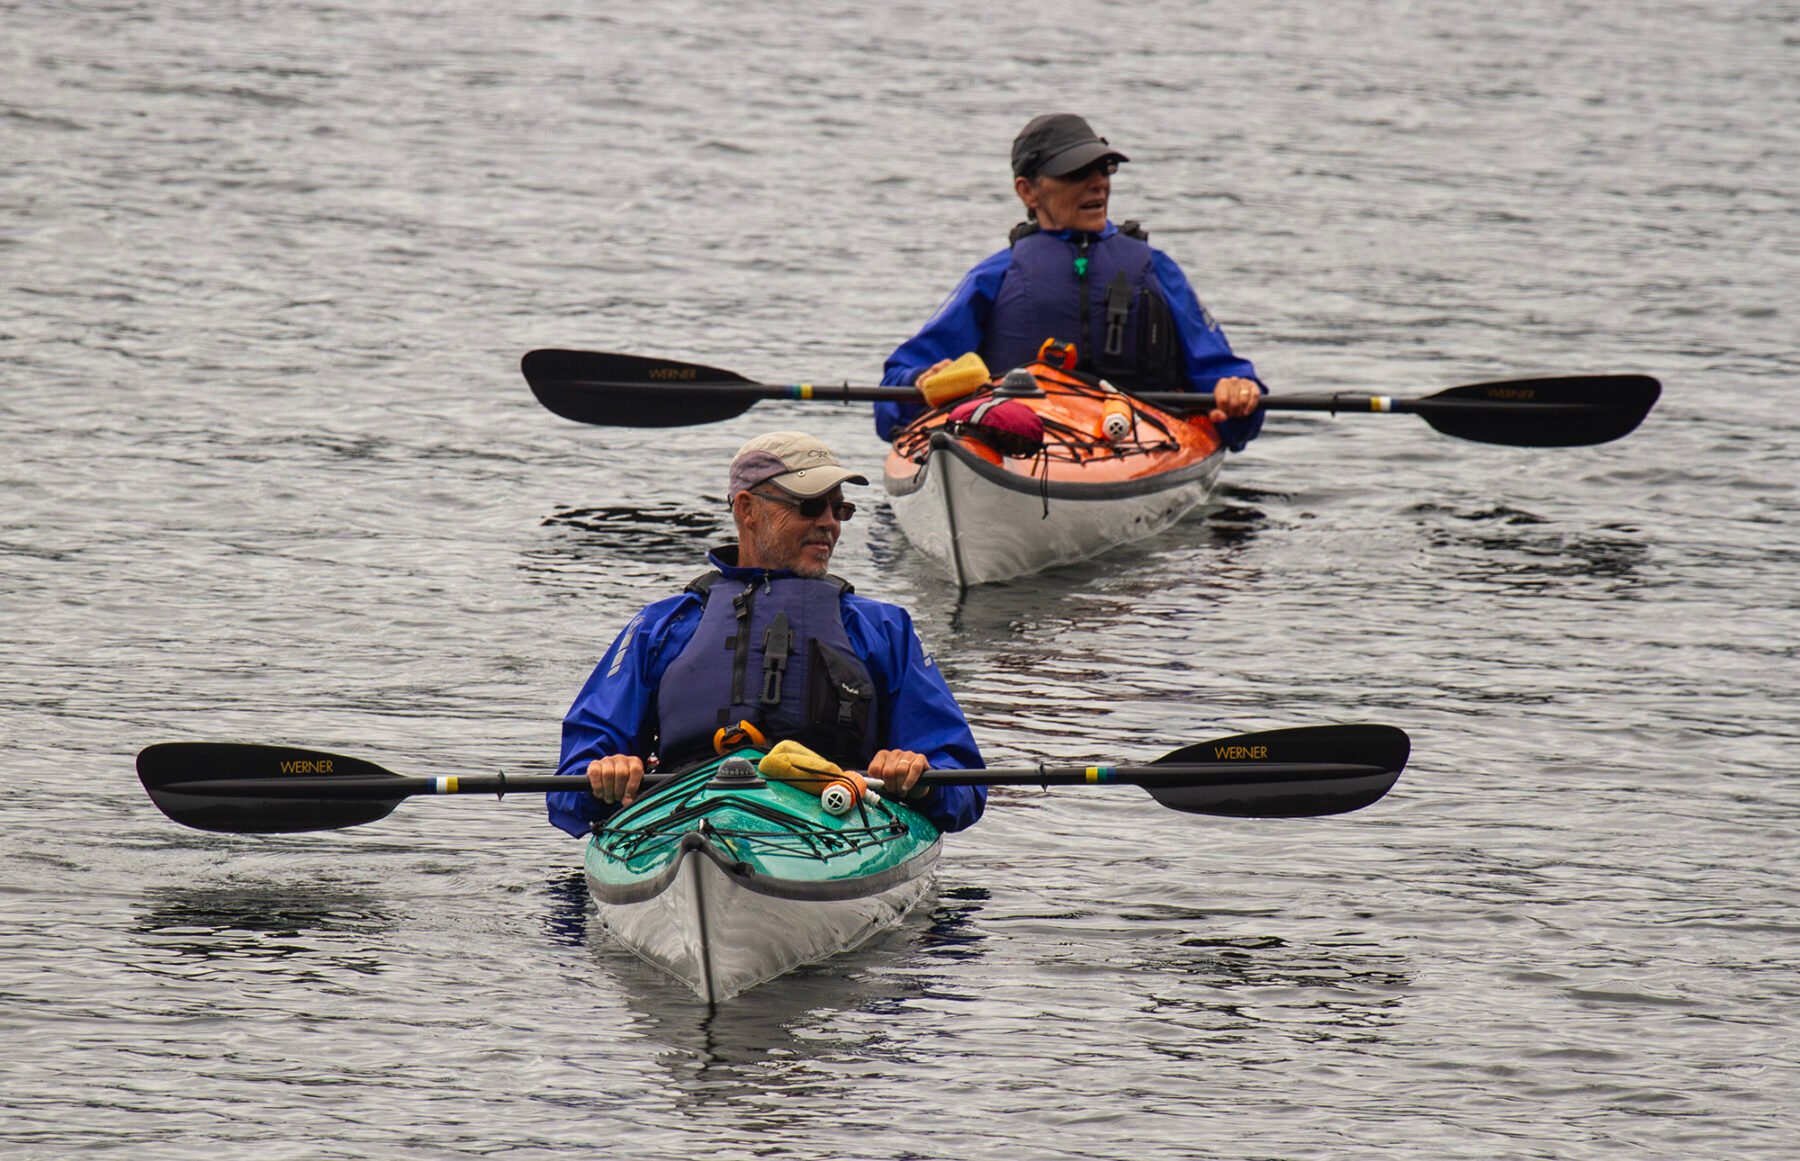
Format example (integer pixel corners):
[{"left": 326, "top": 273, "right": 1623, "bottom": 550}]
[
  {"left": 727, "top": 583, "right": 755, "bottom": 710},
  {"left": 1008, "top": 220, "right": 1040, "bottom": 246},
  {"left": 1103, "top": 271, "right": 1132, "bottom": 357},
  {"left": 760, "top": 610, "right": 793, "bottom": 706}
]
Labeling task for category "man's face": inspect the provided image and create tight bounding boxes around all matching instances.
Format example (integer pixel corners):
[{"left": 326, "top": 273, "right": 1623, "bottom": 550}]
[{"left": 736, "top": 486, "right": 848, "bottom": 578}]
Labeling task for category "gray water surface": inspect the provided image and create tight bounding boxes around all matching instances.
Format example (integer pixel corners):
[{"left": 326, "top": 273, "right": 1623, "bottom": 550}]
[{"left": 4, "top": 2, "right": 1797, "bottom": 1157}]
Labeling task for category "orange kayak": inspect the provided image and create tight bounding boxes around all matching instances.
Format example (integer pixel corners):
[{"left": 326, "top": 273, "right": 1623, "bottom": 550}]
[{"left": 883, "top": 363, "right": 1225, "bottom": 586}]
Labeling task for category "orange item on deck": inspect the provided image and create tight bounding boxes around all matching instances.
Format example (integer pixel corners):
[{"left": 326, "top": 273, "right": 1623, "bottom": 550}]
[{"left": 1096, "top": 396, "right": 1133, "bottom": 441}]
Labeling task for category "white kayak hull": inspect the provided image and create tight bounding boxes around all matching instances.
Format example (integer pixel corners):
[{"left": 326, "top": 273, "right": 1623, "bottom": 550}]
[
  {"left": 886, "top": 432, "right": 1225, "bottom": 586},
  {"left": 591, "top": 832, "right": 940, "bottom": 1004}
]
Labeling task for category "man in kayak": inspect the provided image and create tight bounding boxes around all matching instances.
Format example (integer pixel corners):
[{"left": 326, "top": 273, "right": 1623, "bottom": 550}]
[
  {"left": 876, "top": 112, "right": 1266, "bottom": 448},
  {"left": 548, "top": 431, "right": 986, "bottom": 838}
]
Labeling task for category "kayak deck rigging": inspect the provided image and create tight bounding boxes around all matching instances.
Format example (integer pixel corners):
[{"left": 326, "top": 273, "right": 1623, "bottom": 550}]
[
  {"left": 890, "top": 367, "right": 1188, "bottom": 471},
  {"left": 596, "top": 783, "right": 915, "bottom": 866}
]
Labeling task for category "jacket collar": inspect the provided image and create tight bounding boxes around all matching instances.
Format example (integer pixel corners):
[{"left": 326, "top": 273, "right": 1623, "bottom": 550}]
[
  {"left": 706, "top": 543, "right": 803, "bottom": 582},
  {"left": 1038, "top": 220, "right": 1119, "bottom": 242}
]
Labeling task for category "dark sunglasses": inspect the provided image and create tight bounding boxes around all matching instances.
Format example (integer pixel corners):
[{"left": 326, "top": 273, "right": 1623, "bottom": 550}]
[
  {"left": 751, "top": 488, "right": 856, "bottom": 522},
  {"left": 1052, "top": 158, "right": 1118, "bottom": 182}
]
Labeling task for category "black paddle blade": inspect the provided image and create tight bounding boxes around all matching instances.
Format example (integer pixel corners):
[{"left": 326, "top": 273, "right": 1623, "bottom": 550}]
[
  {"left": 522, "top": 349, "right": 757, "bottom": 428},
  {"left": 1417, "top": 375, "right": 1661, "bottom": 447},
  {"left": 1147, "top": 724, "right": 1409, "bottom": 817},
  {"left": 137, "top": 743, "right": 406, "bottom": 834}
]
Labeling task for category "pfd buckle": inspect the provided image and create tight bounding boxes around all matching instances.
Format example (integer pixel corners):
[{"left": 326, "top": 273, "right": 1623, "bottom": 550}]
[
  {"left": 712, "top": 719, "right": 768, "bottom": 755},
  {"left": 1037, "top": 338, "right": 1078, "bottom": 370}
]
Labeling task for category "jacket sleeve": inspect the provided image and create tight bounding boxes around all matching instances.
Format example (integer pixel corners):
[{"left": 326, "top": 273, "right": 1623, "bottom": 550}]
[
  {"left": 846, "top": 597, "right": 987, "bottom": 833},
  {"left": 1151, "top": 249, "right": 1267, "bottom": 451},
  {"left": 548, "top": 596, "right": 693, "bottom": 837},
  {"left": 876, "top": 250, "right": 1012, "bottom": 441}
]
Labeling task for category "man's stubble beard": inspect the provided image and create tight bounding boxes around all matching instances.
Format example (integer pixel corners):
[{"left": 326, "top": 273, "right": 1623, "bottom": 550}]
[{"left": 747, "top": 523, "right": 832, "bottom": 579}]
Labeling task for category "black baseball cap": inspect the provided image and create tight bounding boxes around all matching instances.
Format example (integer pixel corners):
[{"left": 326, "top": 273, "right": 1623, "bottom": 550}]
[{"left": 1011, "top": 113, "right": 1129, "bottom": 179}]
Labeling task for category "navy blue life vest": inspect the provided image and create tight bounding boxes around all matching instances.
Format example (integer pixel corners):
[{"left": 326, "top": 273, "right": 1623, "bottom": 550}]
[
  {"left": 979, "top": 223, "right": 1182, "bottom": 391},
  {"left": 655, "top": 570, "right": 878, "bottom": 772}
]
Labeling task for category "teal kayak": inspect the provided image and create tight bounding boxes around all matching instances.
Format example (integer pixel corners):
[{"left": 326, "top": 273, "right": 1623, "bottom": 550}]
[{"left": 584, "top": 748, "right": 942, "bottom": 1003}]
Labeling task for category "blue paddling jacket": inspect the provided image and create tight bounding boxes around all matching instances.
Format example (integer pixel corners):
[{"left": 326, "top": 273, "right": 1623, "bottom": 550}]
[
  {"left": 550, "top": 547, "right": 986, "bottom": 837},
  {"left": 877, "top": 221, "right": 1264, "bottom": 448}
]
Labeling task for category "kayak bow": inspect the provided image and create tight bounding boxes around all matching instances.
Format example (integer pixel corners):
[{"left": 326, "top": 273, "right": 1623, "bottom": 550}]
[
  {"left": 586, "top": 748, "right": 942, "bottom": 1003},
  {"left": 885, "top": 363, "right": 1225, "bottom": 585}
]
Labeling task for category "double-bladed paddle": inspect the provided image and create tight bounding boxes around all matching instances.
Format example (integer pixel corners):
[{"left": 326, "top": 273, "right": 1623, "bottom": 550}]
[
  {"left": 136, "top": 724, "right": 1408, "bottom": 834},
  {"left": 522, "top": 348, "right": 1660, "bottom": 448}
]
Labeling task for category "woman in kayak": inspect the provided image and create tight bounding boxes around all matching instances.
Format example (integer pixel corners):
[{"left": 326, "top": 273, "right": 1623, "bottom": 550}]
[
  {"left": 548, "top": 431, "right": 986, "bottom": 838},
  {"left": 877, "top": 113, "right": 1266, "bottom": 447}
]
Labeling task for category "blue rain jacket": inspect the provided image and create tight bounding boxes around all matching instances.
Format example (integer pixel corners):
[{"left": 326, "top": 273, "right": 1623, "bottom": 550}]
[
  {"left": 877, "top": 221, "right": 1264, "bottom": 449},
  {"left": 549, "top": 547, "right": 986, "bottom": 838}
]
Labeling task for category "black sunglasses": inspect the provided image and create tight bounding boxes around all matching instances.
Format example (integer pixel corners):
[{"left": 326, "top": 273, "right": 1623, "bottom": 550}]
[
  {"left": 751, "top": 488, "right": 856, "bottom": 522},
  {"left": 1051, "top": 158, "right": 1118, "bottom": 182}
]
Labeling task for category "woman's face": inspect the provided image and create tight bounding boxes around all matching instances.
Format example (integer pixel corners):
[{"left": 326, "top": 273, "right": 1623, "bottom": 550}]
[{"left": 1016, "top": 158, "right": 1115, "bottom": 233}]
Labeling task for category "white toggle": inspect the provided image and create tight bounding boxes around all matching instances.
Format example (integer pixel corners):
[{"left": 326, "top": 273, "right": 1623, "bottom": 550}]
[{"left": 820, "top": 783, "right": 855, "bottom": 816}]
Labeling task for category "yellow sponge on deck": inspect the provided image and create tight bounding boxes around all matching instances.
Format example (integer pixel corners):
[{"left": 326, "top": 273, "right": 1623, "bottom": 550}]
[
  {"left": 758, "top": 740, "right": 870, "bottom": 798},
  {"left": 918, "top": 352, "right": 992, "bottom": 407}
]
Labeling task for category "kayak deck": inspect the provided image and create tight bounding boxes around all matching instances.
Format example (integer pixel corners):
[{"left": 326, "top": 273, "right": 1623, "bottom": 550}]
[{"left": 886, "top": 362, "right": 1224, "bottom": 486}]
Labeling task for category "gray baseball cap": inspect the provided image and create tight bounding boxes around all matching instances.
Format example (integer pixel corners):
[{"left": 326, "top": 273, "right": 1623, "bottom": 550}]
[{"left": 728, "top": 432, "right": 869, "bottom": 499}]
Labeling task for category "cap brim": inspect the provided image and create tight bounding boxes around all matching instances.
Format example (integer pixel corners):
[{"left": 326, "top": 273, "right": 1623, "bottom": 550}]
[
  {"left": 1037, "top": 142, "right": 1129, "bottom": 177},
  {"left": 768, "top": 467, "right": 869, "bottom": 498}
]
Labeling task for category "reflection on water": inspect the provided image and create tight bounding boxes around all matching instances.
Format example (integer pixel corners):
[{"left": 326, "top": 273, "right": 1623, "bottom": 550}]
[
  {"left": 934, "top": 536, "right": 1261, "bottom": 640},
  {"left": 131, "top": 884, "right": 397, "bottom": 981},
  {"left": 858, "top": 500, "right": 911, "bottom": 574},
  {"left": 1411, "top": 501, "right": 1650, "bottom": 591},
  {"left": 1205, "top": 498, "right": 1274, "bottom": 549},
  {"left": 915, "top": 884, "right": 989, "bottom": 964},
  {"left": 541, "top": 501, "right": 728, "bottom": 559},
  {"left": 515, "top": 501, "right": 731, "bottom": 602},
  {"left": 556, "top": 876, "right": 989, "bottom": 1115},
  {"left": 593, "top": 926, "right": 932, "bottom": 1117},
  {"left": 1145, "top": 928, "right": 1412, "bottom": 1034},
  {"left": 540, "top": 866, "right": 592, "bottom": 948}
]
